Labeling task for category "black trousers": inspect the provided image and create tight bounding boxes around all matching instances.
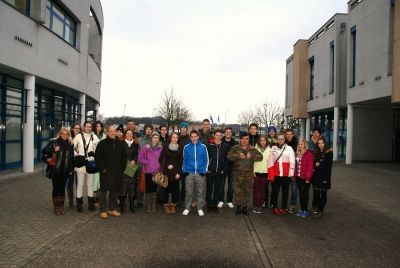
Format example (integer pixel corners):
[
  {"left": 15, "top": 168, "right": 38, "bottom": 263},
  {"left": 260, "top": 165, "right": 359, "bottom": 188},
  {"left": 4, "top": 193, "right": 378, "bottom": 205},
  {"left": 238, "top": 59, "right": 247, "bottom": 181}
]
[
  {"left": 121, "top": 181, "right": 135, "bottom": 197},
  {"left": 145, "top": 173, "right": 158, "bottom": 193},
  {"left": 99, "top": 190, "right": 118, "bottom": 212},
  {"left": 180, "top": 176, "right": 186, "bottom": 202},
  {"left": 223, "top": 169, "right": 234, "bottom": 203},
  {"left": 271, "top": 176, "right": 290, "bottom": 209},
  {"left": 297, "top": 180, "right": 311, "bottom": 211},
  {"left": 163, "top": 179, "right": 180, "bottom": 204},
  {"left": 313, "top": 189, "right": 328, "bottom": 212},
  {"left": 263, "top": 179, "right": 272, "bottom": 205},
  {"left": 52, "top": 171, "right": 69, "bottom": 197},
  {"left": 206, "top": 172, "right": 224, "bottom": 207}
]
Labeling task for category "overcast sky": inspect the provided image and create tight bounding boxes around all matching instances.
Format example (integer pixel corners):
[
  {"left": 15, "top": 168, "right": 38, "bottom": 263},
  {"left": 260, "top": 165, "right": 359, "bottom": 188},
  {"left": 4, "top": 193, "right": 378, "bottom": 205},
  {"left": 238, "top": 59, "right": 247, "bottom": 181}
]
[{"left": 99, "top": 0, "right": 348, "bottom": 123}]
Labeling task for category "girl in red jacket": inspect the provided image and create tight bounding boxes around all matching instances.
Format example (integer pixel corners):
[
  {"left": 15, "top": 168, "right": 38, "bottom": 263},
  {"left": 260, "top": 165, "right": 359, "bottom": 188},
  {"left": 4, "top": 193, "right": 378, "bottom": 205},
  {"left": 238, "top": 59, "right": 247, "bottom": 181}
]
[
  {"left": 293, "top": 139, "right": 314, "bottom": 218},
  {"left": 268, "top": 134, "right": 295, "bottom": 215}
]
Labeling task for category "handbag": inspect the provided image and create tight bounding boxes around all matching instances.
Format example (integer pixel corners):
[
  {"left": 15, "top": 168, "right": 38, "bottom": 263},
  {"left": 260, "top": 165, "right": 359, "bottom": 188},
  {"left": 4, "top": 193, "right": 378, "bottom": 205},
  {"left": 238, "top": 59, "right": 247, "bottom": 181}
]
[
  {"left": 139, "top": 170, "right": 146, "bottom": 193},
  {"left": 152, "top": 171, "right": 168, "bottom": 188},
  {"left": 85, "top": 160, "right": 99, "bottom": 174},
  {"left": 124, "top": 162, "right": 138, "bottom": 177},
  {"left": 74, "top": 155, "right": 87, "bottom": 168}
]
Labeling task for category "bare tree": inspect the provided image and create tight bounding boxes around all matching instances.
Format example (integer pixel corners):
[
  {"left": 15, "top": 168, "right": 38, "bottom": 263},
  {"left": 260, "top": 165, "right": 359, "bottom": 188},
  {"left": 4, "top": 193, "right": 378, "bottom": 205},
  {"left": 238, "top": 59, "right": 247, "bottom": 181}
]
[
  {"left": 237, "top": 109, "right": 255, "bottom": 127},
  {"left": 254, "top": 101, "right": 284, "bottom": 127},
  {"left": 157, "top": 88, "right": 192, "bottom": 131}
]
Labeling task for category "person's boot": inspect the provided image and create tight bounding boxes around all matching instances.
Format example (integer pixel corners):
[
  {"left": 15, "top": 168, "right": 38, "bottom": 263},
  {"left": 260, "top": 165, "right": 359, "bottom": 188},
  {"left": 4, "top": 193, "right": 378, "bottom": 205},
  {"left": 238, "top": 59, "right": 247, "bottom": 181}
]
[
  {"left": 93, "top": 191, "right": 100, "bottom": 209},
  {"left": 59, "top": 196, "right": 65, "bottom": 215},
  {"left": 235, "top": 205, "right": 242, "bottom": 215},
  {"left": 242, "top": 206, "right": 249, "bottom": 216},
  {"left": 76, "top": 197, "right": 83, "bottom": 212},
  {"left": 119, "top": 196, "right": 126, "bottom": 213},
  {"left": 170, "top": 203, "right": 177, "bottom": 214},
  {"left": 164, "top": 203, "right": 171, "bottom": 214},
  {"left": 146, "top": 194, "right": 152, "bottom": 213},
  {"left": 67, "top": 187, "right": 74, "bottom": 208},
  {"left": 88, "top": 197, "right": 95, "bottom": 212},
  {"left": 151, "top": 193, "right": 157, "bottom": 213},
  {"left": 53, "top": 197, "right": 60, "bottom": 215},
  {"left": 128, "top": 196, "right": 135, "bottom": 213}
]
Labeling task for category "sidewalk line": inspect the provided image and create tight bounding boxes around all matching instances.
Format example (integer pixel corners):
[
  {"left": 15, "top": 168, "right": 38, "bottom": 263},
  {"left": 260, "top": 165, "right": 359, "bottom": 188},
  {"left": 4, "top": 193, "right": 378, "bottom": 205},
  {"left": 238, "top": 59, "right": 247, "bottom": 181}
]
[{"left": 243, "top": 215, "right": 274, "bottom": 268}]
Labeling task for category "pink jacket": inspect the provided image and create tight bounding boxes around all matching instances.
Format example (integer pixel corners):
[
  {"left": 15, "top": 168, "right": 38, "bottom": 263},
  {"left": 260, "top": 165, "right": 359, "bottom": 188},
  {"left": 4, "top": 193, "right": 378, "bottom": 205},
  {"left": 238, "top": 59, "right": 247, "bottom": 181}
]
[
  {"left": 293, "top": 150, "right": 314, "bottom": 182},
  {"left": 267, "top": 144, "right": 295, "bottom": 182},
  {"left": 138, "top": 144, "right": 163, "bottom": 175}
]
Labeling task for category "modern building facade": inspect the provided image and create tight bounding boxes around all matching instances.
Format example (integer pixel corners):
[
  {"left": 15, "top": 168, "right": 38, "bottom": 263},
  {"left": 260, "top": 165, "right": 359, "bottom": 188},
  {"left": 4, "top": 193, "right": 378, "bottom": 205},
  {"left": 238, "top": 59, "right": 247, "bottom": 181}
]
[
  {"left": 0, "top": 0, "right": 103, "bottom": 171},
  {"left": 285, "top": 0, "right": 400, "bottom": 163}
]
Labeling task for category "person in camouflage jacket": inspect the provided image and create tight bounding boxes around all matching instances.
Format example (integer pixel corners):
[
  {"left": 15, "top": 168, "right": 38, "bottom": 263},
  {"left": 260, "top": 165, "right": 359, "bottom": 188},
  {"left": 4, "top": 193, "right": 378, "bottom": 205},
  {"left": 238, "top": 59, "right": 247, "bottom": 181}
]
[{"left": 227, "top": 132, "right": 263, "bottom": 215}]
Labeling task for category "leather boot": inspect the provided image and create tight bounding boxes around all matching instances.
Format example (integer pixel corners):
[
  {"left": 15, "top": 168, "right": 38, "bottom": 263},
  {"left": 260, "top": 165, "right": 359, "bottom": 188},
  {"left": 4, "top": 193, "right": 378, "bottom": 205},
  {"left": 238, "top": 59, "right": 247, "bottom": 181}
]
[
  {"left": 53, "top": 197, "right": 60, "bottom": 215},
  {"left": 151, "top": 193, "right": 157, "bottom": 213},
  {"left": 164, "top": 203, "right": 171, "bottom": 214},
  {"left": 76, "top": 197, "right": 83, "bottom": 212},
  {"left": 170, "top": 203, "right": 177, "bottom": 214},
  {"left": 67, "top": 187, "right": 74, "bottom": 208},
  {"left": 146, "top": 194, "right": 152, "bottom": 213},
  {"left": 242, "top": 206, "right": 249, "bottom": 216},
  {"left": 119, "top": 196, "right": 126, "bottom": 213},
  {"left": 235, "top": 205, "right": 242, "bottom": 215},
  {"left": 88, "top": 197, "right": 95, "bottom": 212},
  {"left": 128, "top": 196, "right": 135, "bottom": 213}
]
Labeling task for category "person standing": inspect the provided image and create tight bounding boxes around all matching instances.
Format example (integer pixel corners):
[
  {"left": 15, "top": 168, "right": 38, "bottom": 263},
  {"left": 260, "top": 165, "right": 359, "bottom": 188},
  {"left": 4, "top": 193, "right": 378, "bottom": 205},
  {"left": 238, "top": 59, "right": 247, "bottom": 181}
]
[
  {"left": 94, "top": 126, "right": 127, "bottom": 219},
  {"left": 308, "top": 127, "right": 321, "bottom": 152},
  {"left": 199, "top": 119, "right": 212, "bottom": 145},
  {"left": 119, "top": 129, "right": 139, "bottom": 213},
  {"left": 126, "top": 119, "right": 142, "bottom": 138},
  {"left": 267, "top": 126, "right": 278, "bottom": 147},
  {"left": 159, "top": 124, "right": 169, "bottom": 146},
  {"left": 116, "top": 125, "right": 125, "bottom": 141},
  {"left": 252, "top": 135, "right": 270, "bottom": 214},
  {"left": 93, "top": 121, "right": 106, "bottom": 210},
  {"left": 293, "top": 139, "right": 314, "bottom": 218},
  {"left": 222, "top": 127, "right": 238, "bottom": 208},
  {"left": 312, "top": 136, "right": 333, "bottom": 218},
  {"left": 248, "top": 123, "right": 260, "bottom": 146},
  {"left": 227, "top": 132, "right": 263, "bottom": 215},
  {"left": 67, "top": 123, "right": 81, "bottom": 208},
  {"left": 268, "top": 133, "right": 295, "bottom": 216},
  {"left": 206, "top": 129, "right": 229, "bottom": 213},
  {"left": 139, "top": 124, "right": 153, "bottom": 148},
  {"left": 285, "top": 128, "right": 299, "bottom": 213},
  {"left": 160, "top": 133, "right": 182, "bottom": 214},
  {"left": 73, "top": 121, "right": 100, "bottom": 212},
  {"left": 42, "top": 128, "right": 75, "bottom": 215},
  {"left": 138, "top": 133, "right": 164, "bottom": 213},
  {"left": 178, "top": 121, "right": 190, "bottom": 203},
  {"left": 182, "top": 130, "right": 209, "bottom": 216}
]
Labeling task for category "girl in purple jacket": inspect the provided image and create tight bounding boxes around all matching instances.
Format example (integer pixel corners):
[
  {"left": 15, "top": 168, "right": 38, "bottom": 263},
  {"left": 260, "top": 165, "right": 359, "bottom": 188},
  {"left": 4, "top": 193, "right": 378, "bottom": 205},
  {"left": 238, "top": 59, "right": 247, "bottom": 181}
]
[
  {"left": 294, "top": 139, "right": 314, "bottom": 218},
  {"left": 138, "top": 132, "right": 164, "bottom": 212}
]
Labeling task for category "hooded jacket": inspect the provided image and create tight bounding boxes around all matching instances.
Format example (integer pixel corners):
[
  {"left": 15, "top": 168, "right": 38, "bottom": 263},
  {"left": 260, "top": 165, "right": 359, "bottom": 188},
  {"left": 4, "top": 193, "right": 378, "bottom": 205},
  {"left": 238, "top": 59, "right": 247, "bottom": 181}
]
[
  {"left": 182, "top": 140, "right": 209, "bottom": 175},
  {"left": 138, "top": 143, "right": 164, "bottom": 175},
  {"left": 267, "top": 144, "right": 295, "bottom": 181},
  {"left": 207, "top": 141, "right": 229, "bottom": 174}
]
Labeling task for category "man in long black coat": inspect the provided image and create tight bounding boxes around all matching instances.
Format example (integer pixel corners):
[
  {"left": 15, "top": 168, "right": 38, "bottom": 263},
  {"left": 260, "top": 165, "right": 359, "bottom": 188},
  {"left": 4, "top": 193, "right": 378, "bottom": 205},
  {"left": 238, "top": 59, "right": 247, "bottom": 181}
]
[{"left": 95, "top": 125, "right": 127, "bottom": 219}]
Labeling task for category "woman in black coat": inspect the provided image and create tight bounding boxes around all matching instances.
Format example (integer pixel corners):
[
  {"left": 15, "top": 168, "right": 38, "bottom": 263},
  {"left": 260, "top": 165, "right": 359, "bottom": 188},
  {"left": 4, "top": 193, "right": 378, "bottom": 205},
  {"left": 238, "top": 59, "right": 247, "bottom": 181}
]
[
  {"left": 94, "top": 126, "right": 127, "bottom": 219},
  {"left": 160, "top": 133, "right": 183, "bottom": 214},
  {"left": 312, "top": 136, "right": 333, "bottom": 218},
  {"left": 119, "top": 129, "right": 139, "bottom": 213},
  {"left": 42, "top": 127, "right": 75, "bottom": 215}
]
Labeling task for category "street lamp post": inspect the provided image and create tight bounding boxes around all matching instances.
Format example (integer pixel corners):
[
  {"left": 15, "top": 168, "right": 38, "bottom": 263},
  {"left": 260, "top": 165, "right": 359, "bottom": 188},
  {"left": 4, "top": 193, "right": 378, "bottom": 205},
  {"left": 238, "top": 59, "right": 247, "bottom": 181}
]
[{"left": 122, "top": 104, "right": 126, "bottom": 127}]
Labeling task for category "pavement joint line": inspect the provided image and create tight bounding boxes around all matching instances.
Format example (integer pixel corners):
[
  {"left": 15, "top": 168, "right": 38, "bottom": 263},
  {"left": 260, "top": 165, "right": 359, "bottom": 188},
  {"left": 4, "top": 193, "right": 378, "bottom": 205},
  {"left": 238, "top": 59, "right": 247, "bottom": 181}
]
[
  {"left": 243, "top": 215, "right": 274, "bottom": 268},
  {"left": 19, "top": 212, "right": 98, "bottom": 268}
]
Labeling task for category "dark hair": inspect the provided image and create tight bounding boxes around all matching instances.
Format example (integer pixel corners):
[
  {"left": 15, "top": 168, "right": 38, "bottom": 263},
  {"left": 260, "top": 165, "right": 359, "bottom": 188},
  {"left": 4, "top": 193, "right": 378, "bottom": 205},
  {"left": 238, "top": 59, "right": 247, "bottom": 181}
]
[
  {"left": 202, "top": 119, "right": 210, "bottom": 124},
  {"left": 95, "top": 121, "right": 104, "bottom": 138},
  {"left": 257, "top": 135, "right": 269, "bottom": 148},
  {"left": 312, "top": 127, "right": 322, "bottom": 134},
  {"left": 124, "top": 129, "right": 139, "bottom": 144},
  {"left": 214, "top": 129, "right": 223, "bottom": 135},
  {"left": 249, "top": 123, "right": 258, "bottom": 129},
  {"left": 285, "top": 128, "right": 294, "bottom": 134},
  {"left": 144, "top": 124, "right": 154, "bottom": 131},
  {"left": 190, "top": 129, "right": 199, "bottom": 136},
  {"left": 83, "top": 121, "right": 92, "bottom": 128},
  {"left": 159, "top": 124, "right": 167, "bottom": 130},
  {"left": 127, "top": 119, "right": 135, "bottom": 124},
  {"left": 316, "top": 136, "right": 330, "bottom": 154},
  {"left": 170, "top": 132, "right": 179, "bottom": 142},
  {"left": 224, "top": 127, "right": 232, "bottom": 132},
  {"left": 70, "top": 123, "right": 81, "bottom": 138}
]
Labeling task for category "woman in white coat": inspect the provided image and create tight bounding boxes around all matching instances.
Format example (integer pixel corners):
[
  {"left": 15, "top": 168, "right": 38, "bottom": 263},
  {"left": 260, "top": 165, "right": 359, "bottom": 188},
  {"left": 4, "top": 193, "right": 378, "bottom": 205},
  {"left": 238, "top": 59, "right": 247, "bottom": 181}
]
[{"left": 73, "top": 121, "right": 100, "bottom": 212}]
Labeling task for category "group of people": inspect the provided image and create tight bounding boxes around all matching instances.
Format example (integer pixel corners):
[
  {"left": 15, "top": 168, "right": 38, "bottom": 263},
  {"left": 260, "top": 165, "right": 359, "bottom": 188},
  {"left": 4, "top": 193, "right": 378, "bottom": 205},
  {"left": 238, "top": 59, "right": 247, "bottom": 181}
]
[{"left": 42, "top": 118, "right": 333, "bottom": 219}]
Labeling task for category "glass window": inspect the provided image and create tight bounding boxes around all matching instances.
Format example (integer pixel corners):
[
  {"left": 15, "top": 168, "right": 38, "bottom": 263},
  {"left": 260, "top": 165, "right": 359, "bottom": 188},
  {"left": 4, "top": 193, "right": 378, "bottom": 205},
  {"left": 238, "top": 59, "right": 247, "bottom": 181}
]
[
  {"left": 45, "top": 7, "right": 51, "bottom": 28},
  {"left": 350, "top": 26, "right": 357, "bottom": 87},
  {"left": 52, "top": 16, "right": 64, "bottom": 38},
  {"left": 4, "top": 0, "right": 29, "bottom": 15},
  {"left": 6, "top": 143, "right": 21, "bottom": 164},
  {"left": 6, "top": 117, "right": 21, "bottom": 141}
]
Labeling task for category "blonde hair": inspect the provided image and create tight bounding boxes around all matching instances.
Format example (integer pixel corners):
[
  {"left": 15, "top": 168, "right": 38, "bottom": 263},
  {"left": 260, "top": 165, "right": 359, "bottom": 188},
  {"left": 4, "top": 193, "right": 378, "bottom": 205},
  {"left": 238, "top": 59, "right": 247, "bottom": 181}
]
[
  {"left": 296, "top": 139, "right": 308, "bottom": 155},
  {"left": 57, "top": 127, "right": 72, "bottom": 143}
]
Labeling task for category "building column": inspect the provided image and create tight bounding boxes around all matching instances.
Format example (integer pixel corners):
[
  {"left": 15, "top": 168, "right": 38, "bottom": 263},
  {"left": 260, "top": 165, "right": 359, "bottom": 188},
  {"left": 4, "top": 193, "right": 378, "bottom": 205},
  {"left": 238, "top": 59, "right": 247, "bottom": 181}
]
[
  {"left": 23, "top": 74, "right": 35, "bottom": 173},
  {"left": 346, "top": 104, "right": 354, "bottom": 165},
  {"left": 94, "top": 103, "right": 100, "bottom": 121},
  {"left": 79, "top": 93, "right": 86, "bottom": 126},
  {"left": 333, "top": 107, "right": 340, "bottom": 161},
  {"left": 305, "top": 118, "right": 311, "bottom": 141},
  {"left": 300, "top": 119, "right": 306, "bottom": 140}
]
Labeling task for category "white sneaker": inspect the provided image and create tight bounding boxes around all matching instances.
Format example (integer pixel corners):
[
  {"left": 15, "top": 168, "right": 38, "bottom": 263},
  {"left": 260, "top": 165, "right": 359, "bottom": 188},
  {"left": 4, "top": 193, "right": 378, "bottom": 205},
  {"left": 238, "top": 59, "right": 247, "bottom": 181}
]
[
  {"left": 182, "top": 209, "right": 190, "bottom": 216},
  {"left": 217, "top": 202, "right": 224, "bottom": 208},
  {"left": 227, "top": 202, "right": 234, "bottom": 208},
  {"left": 198, "top": 210, "right": 204, "bottom": 216}
]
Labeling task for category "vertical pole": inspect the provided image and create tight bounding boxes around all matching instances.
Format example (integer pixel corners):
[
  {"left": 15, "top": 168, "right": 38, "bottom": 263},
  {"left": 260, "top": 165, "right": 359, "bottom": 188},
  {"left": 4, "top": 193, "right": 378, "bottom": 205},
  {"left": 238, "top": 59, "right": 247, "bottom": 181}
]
[
  {"left": 79, "top": 93, "right": 86, "bottom": 126},
  {"left": 346, "top": 104, "right": 353, "bottom": 164},
  {"left": 333, "top": 107, "right": 340, "bottom": 161},
  {"left": 23, "top": 74, "right": 35, "bottom": 172}
]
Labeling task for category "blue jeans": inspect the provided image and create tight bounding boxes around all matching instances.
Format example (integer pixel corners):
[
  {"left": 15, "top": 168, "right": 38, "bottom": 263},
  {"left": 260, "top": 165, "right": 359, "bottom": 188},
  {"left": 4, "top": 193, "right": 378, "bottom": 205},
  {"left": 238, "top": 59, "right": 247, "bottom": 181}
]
[{"left": 290, "top": 179, "right": 298, "bottom": 206}]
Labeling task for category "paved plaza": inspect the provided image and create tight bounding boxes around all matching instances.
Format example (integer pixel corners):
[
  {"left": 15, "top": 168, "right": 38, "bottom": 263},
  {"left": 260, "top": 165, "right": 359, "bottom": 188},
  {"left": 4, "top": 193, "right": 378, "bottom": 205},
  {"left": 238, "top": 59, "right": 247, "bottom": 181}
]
[{"left": 0, "top": 162, "right": 399, "bottom": 267}]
